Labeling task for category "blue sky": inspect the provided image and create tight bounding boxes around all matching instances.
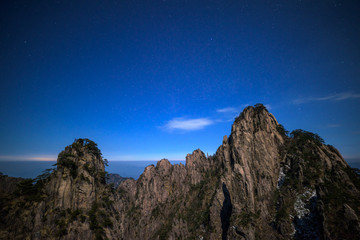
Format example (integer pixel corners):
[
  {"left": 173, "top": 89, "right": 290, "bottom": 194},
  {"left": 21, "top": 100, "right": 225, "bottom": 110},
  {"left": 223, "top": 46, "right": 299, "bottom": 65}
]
[{"left": 1, "top": 0, "right": 360, "bottom": 162}]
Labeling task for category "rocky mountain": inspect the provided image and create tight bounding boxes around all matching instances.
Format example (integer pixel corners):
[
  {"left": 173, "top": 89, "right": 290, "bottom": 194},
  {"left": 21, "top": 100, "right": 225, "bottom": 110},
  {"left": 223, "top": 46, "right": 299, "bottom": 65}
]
[
  {"left": 106, "top": 174, "right": 131, "bottom": 188},
  {"left": 1, "top": 104, "right": 359, "bottom": 240}
]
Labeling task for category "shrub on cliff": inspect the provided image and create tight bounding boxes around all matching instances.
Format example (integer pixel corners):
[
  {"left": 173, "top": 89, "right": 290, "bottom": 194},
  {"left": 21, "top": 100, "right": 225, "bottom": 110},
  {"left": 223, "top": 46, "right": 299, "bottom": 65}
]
[{"left": 290, "top": 129, "right": 324, "bottom": 146}]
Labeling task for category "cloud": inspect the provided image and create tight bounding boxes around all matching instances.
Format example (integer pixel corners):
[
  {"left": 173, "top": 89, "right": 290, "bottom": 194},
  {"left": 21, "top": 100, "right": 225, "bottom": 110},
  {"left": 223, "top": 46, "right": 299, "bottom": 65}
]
[
  {"left": 216, "top": 107, "right": 239, "bottom": 113},
  {"left": 163, "top": 118, "right": 214, "bottom": 131},
  {"left": 216, "top": 104, "right": 250, "bottom": 114},
  {"left": 293, "top": 92, "right": 360, "bottom": 104}
]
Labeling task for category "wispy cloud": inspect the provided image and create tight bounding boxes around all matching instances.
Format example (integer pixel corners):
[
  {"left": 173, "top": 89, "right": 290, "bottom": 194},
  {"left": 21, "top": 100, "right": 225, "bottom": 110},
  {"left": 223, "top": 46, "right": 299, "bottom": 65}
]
[
  {"left": 216, "top": 104, "right": 249, "bottom": 114},
  {"left": 294, "top": 92, "right": 360, "bottom": 104},
  {"left": 163, "top": 118, "right": 214, "bottom": 131},
  {"left": 216, "top": 107, "right": 239, "bottom": 113}
]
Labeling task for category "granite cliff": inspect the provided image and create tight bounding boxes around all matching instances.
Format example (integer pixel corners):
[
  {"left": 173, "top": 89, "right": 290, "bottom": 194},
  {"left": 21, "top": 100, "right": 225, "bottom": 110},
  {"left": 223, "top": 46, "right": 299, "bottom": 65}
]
[{"left": 1, "top": 104, "right": 359, "bottom": 239}]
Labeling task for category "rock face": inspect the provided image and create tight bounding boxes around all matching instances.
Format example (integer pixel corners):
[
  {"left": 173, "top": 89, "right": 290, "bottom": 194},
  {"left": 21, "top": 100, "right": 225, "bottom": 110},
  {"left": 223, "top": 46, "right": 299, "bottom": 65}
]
[
  {"left": 0, "top": 139, "right": 116, "bottom": 240},
  {"left": 1, "top": 104, "right": 360, "bottom": 240},
  {"left": 106, "top": 174, "right": 131, "bottom": 188}
]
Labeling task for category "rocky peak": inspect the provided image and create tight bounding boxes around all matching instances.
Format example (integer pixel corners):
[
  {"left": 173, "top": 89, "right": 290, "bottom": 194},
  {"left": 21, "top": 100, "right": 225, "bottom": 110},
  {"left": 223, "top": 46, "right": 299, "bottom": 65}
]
[
  {"left": 185, "top": 149, "right": 206, "bottom": 168},
  {"left": 212, "top": 104, "right": 286, "bottom": 239},
  {"left": 232, "top": 104, "right": 280, "bottom": 136},
  {"left": 142, "top": 164, "right": 156, "bottom": 180},
  {"left": 227, "top": 104, "right": 284, "bottom": 172},
  {"left": 45, "top": 139, "right": 108, "bottom": 212},
  {"left": 156, "top": 158, "right": 172, "bottom": 175},
  {"left": 186, "top": 149, "right": 210, "bottom": 184},
  {"left": 222, "top": 104, "right": 284, "bottom": 172},
  {"left": 56, "top": 138, "right": 105, "bottom": 176}
]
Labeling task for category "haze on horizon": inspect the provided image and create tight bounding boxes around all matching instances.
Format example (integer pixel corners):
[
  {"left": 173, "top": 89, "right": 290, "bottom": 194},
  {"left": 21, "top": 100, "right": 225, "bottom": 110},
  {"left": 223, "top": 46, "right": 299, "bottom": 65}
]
[{"left": 1, "top": 0, "right": 360, "bottom": 163}]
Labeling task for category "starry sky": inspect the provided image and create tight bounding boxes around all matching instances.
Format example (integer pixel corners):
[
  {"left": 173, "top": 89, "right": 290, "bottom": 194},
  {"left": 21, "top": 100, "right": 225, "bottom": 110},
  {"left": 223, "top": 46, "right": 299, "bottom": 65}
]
[{"left": 1, "top": 0, "right": 360, "bottom": 162}]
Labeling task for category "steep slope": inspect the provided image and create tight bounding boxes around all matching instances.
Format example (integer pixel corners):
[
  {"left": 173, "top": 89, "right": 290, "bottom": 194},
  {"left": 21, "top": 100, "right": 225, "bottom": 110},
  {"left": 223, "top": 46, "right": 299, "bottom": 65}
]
[
  {"left": 274, "top": 129, "right": 360, "bottom": 239},
  {"left": 0, "top": 139, "right": 118, "bottom": 240},
  {"left": 1, "top": 104, "right": 359, "bottom": 240},
  {"left": 114, "top": 104, "right": 360, "bottom": 240},
  {"left": 213, "top": 104, "right": 285, "bottom": 239}
]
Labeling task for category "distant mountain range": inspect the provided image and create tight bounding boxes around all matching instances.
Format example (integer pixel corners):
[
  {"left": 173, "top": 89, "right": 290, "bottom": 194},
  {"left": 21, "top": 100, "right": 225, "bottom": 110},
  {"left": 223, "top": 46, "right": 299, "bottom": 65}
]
[
  {"left": 106, "top": 173, "right": 131, "bottom": 188},
  {"left": 0, "top": 104, "right": 359, "bottom": 239}
]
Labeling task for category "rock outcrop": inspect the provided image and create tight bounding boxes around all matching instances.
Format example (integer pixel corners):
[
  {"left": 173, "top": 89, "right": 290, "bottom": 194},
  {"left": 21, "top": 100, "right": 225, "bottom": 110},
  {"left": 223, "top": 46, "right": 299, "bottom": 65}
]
[
  {"left": 1, "top": 104, "right": 359, "bottom": 240},
  {"left": 106, "top": 174, "right": 131, "bottom": 188},
  {"left": 0, "top": 139, "right": 117, "bottom": 239}
]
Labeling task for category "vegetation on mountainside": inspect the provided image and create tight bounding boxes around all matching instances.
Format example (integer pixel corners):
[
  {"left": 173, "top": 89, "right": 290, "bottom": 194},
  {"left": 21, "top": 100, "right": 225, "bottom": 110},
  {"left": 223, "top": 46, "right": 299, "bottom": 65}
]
[
  {"left": 54, "top": 138, "right": 108, "bottom": 182},
  {"left": 272, "top": 124, "right": 360, "bottom": 239},
  {"left": 254, "top": 103, "right": 268, "bottom": 112},
  {"left": 0, "top": 138, "right": 115, "bottom": 239},
  {"left": 276, "top": 124, "right": 289, "bottom": 136},
  {"left": 54, "top": 208, "right": 83, "bottom": 237},
  {"left": 15, "top": 178, "right": 43, "bottom": 202},
  {"left": 290, "top": 129, "right": 324, "bottom": 146},
  {"left": 7, "top": 139, "right": 109, "bottom": 206},
  {"left": 319, "top": 166, "right": 360, "bottom": 239},
  {"left": 58, "top": 138, "right": 107, "bottom": 164},
  {"left": 88, "top": 201, "right": 110, "bottom": 240},
  {"left": 12, "top": 167, "right": 55, "bottom": 203}
]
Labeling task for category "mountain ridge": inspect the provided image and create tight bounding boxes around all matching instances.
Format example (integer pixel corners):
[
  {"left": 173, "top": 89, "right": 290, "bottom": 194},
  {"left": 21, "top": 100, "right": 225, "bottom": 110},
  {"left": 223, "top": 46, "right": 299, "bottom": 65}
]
[{"left": 1, "top": 104, "right": 359, "bottom": 240}]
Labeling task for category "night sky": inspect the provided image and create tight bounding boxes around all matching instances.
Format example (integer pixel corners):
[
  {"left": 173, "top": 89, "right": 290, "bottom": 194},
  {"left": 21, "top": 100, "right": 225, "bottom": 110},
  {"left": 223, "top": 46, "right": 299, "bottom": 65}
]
[{"left": 1, "top": 0, "right": 360, "bottom": 162}]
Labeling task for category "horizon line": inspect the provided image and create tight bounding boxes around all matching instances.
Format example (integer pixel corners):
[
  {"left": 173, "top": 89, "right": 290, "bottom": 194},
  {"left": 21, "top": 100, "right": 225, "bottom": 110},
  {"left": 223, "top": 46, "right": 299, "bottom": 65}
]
[{"left": 0, "top": 159, "right": 186, "bottom": 162}]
